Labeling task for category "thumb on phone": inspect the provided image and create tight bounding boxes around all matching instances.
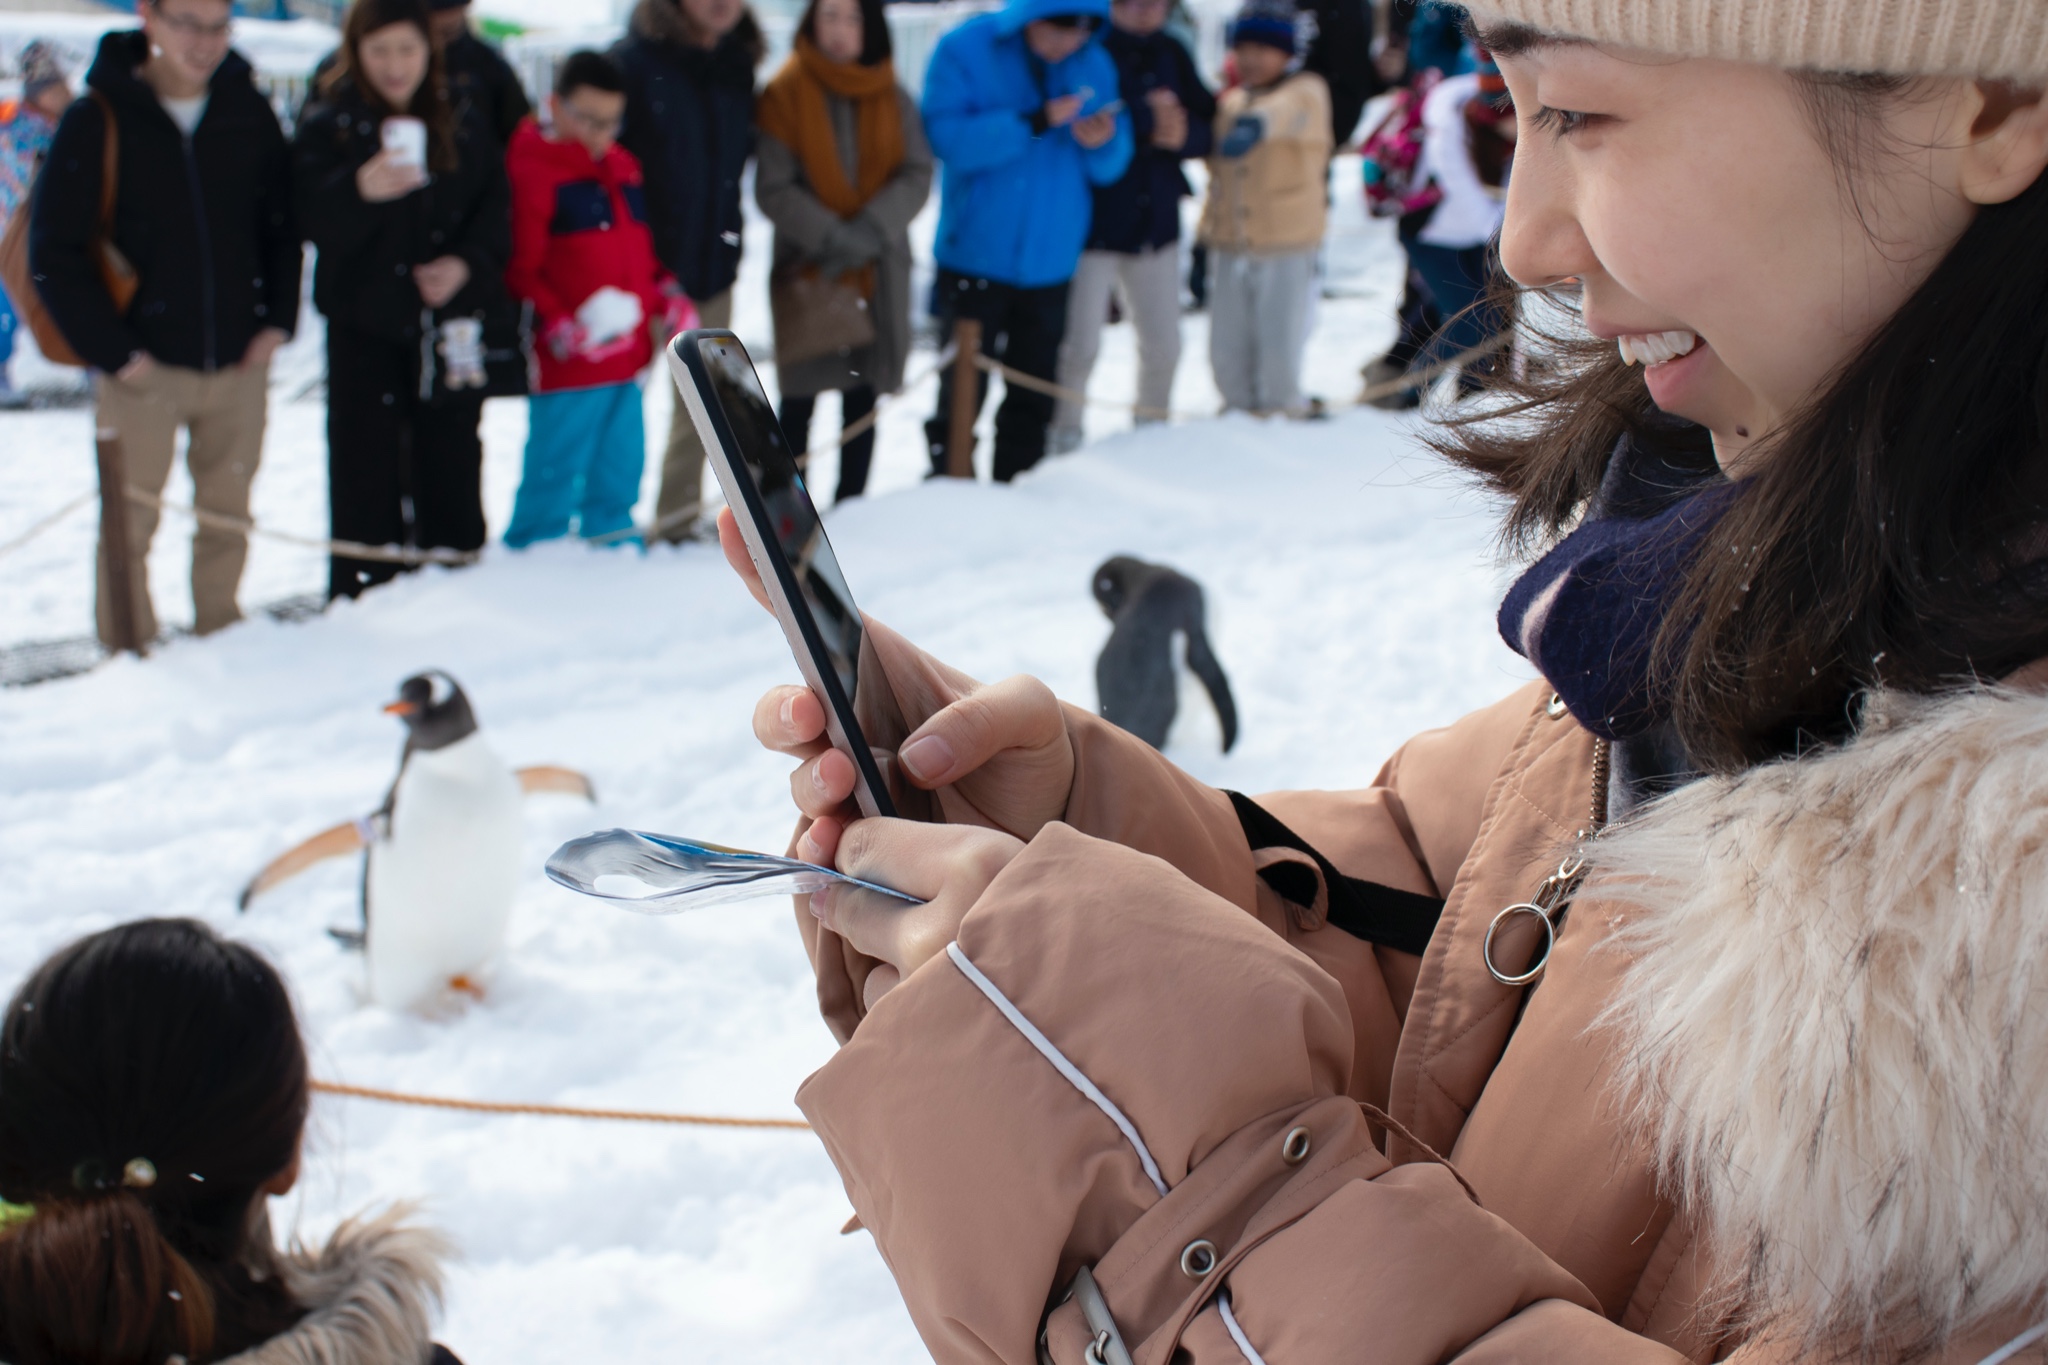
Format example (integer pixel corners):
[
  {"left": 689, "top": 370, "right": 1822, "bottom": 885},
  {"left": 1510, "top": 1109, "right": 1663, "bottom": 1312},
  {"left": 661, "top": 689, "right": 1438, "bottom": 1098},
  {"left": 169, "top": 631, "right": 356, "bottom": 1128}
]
[{"left": 897, "top": 673, "right": 1067, "bottom": 788}]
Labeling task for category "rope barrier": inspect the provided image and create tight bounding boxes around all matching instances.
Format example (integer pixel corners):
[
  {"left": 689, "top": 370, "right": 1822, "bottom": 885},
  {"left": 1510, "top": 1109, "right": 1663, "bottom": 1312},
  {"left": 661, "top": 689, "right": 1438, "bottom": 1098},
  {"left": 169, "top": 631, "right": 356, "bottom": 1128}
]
[
  {"left": 818, "top": 339, "right": 955, "bottom": 454},
  {"left": 969, "top": 334, "right": 1507, "bottom": 420},
  {"left": 3, "top": 344, "right": 959, "bottom": 571},
  {"left": 8, "top": 335, "right": 1490, "bottom": 576},
  {"left": 131, "top": 487, "right": 480, "bottom": 566},
  {"left": 310, "top": 1079, "right": 813, "bottom": 1131},
  {"left": 0, "top": 490, "right": 95, "bottom": 561},
  {"left": 584, "top": 341, "right": 958, "bottom": 546}
]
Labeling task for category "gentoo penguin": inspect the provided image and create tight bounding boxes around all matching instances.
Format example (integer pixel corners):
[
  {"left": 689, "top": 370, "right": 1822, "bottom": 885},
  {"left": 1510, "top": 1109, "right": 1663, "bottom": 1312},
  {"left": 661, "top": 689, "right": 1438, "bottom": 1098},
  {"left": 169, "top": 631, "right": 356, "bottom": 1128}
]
[
  {"left": 239, "top": 671, "right": 593, "bottom": 1010},
  {"left": 1092, "top": 555, "right": 1239, "bottom": 753}
]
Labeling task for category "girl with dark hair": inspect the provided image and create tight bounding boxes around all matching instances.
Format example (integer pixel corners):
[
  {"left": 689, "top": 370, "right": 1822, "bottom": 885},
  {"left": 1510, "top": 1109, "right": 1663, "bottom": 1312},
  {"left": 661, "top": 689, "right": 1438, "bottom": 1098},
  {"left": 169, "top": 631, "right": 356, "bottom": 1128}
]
[
  {"left": 718, "top": 3, "right": 2048, "bottom": 1362},
  {"left": 0, "top": 919, "right": 454, "bottom": 1364},
  {"left": 755, "top": 0, "right": 931, "bottom": 502},
  {"left": 295, "top": 0, "right": 518, "bottom": 600}
]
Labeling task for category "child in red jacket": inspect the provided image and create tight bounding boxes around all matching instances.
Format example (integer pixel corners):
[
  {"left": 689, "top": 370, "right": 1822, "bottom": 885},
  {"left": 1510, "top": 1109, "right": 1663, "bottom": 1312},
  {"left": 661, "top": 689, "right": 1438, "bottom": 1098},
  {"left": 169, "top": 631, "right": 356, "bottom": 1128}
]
[{"left": 502, "top": 51, "right": 692, "bottom": 547}]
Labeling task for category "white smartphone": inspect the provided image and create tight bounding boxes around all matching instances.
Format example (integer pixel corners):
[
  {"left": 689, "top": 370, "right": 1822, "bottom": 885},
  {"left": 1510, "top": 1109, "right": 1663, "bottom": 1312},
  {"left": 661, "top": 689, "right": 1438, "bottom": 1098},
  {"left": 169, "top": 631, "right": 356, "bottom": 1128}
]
[
  {"left": 380, "top": 116, "right": 427, "bottom": 169},
  {"left": 667, "top": 330, "right": 929, "bottom": 821}
]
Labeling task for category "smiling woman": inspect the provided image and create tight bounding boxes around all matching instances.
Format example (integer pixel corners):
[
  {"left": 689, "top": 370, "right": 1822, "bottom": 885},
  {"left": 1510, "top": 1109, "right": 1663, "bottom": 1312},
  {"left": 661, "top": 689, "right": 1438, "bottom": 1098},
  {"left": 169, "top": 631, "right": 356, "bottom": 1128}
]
[
  {"left": 720, "top": 3, "right": 2048, "bottom": 1364},
  {"left": 1442, "top": 28, "right": 2048, "bottom": 770}
]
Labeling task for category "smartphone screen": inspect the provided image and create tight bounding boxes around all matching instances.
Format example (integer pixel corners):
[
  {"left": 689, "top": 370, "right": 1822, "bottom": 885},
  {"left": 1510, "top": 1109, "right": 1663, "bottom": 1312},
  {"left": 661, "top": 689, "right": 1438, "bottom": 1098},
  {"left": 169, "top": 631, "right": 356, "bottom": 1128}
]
[
  {"left": 698, "top": 339, "right": 864, "bottom": 700},
  {"left": 688, "top": 335, "right": 931, "bottom": 821}
]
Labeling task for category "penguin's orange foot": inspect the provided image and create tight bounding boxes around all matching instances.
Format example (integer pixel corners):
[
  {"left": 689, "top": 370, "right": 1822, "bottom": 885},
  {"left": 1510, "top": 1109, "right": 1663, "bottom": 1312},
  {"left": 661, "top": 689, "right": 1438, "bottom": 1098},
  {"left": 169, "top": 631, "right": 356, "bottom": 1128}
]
[{"left": 448, "top": 975, "right": 486, "bottom": 1000}]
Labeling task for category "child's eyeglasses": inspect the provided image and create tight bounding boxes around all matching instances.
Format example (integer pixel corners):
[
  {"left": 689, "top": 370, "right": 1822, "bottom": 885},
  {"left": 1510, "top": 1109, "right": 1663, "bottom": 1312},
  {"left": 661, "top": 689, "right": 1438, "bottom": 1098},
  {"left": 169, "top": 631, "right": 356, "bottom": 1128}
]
[
  {"left": 559, "top": 104, "right": 626, "bottom": 135},
  {"left": 1041, "top": 14, "right": 1102, "bottom": 31}
]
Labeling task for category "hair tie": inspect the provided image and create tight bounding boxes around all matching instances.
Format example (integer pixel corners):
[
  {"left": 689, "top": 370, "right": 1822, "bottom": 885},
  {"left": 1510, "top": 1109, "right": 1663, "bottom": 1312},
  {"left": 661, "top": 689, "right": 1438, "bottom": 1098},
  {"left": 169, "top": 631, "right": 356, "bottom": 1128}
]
[{"left": 68, "top": 1157, "right": 157, "bottom": 1192}]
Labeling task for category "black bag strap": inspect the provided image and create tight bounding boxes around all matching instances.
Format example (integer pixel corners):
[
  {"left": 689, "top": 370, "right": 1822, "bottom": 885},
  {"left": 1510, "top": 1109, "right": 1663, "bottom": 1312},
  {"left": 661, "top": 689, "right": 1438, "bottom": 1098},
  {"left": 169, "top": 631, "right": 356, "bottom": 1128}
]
[{"left": 1226, "top": 791, "right": 1446, "bottom": 957}]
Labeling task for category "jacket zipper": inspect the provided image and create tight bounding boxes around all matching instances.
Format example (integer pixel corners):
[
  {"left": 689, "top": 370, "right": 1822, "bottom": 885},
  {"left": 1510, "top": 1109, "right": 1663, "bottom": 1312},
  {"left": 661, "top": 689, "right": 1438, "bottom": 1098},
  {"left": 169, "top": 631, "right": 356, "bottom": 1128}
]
[
  {"left": 181, "top": 130, "right": 218, "bottom": 371},
  {"left": 1484, "top": 731, "right": 1610, "bottom": 992}
]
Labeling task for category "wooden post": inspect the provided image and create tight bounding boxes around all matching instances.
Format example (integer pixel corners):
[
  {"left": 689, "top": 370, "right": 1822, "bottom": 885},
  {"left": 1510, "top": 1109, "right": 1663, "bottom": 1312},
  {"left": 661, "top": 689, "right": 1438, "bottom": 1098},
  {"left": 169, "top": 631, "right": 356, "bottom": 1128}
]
[
  {"left": 946, "top": 318, "right": 981, "bottom": 479},
  {"left": 95, "top": 427, "right": 146, "bottom": 656}
]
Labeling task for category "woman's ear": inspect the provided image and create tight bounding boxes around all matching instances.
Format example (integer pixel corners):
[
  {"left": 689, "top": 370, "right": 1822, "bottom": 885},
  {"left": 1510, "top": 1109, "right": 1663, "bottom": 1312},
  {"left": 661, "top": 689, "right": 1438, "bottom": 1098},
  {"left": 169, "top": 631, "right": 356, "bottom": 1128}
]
[
  {"left": 1960, "top": 81, "right": 2048, "bottom": 205},
  {"left": 260, "top": 1134, "right": 303, "bottom": 1198}
]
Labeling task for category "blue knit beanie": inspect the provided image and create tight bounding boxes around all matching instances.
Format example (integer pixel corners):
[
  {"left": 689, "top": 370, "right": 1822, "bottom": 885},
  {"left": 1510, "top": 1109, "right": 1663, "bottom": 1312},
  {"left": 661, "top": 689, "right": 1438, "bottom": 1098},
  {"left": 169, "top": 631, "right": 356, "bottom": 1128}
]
[{"left": 1227, "top": 0, "right": 1308, "bottom": 59}]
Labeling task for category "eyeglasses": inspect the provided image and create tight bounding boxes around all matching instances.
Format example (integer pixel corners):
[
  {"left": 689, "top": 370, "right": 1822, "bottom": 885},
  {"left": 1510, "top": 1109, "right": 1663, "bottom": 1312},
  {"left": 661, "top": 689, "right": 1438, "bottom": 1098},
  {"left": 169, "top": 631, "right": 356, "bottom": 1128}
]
[
  {"left": 557, "top": 101, "right": 624, "bottom": 134},
  {"left": 1041, "top": 14, "right": 1101, "bottom": 31},
  {"left": 151, "top": 7, "right": 234, "bottom": 39}
]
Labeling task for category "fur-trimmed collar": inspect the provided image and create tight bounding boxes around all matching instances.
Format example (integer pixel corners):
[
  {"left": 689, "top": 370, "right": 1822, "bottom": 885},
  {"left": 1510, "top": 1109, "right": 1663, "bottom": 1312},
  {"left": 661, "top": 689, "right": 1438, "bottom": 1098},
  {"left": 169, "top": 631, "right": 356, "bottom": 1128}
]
[
  {"left": 222, "top": 1207, "right": 451, "bottom": 1365},
  {"left": 1591, "top": 685, "right": 2048, "bottom": 1357},
  {"left": 627, "top": 0, "right": 764, "bottom": 73}
]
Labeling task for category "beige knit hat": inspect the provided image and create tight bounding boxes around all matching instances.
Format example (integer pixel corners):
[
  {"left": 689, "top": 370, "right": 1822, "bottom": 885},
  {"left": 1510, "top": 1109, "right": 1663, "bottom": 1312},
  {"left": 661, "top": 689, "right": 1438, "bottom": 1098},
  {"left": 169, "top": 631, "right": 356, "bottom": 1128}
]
[{"left": 1461, "top": 0, "right": 2048, "bottom": 82}]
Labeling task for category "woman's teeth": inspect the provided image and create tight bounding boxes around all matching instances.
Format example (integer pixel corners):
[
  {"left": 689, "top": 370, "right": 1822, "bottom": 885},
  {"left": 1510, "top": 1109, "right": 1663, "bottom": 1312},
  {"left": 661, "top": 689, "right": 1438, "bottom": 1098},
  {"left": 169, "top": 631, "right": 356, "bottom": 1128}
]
[{"left": 1617, "top": 330, "right": 1699, "bottom": 366}]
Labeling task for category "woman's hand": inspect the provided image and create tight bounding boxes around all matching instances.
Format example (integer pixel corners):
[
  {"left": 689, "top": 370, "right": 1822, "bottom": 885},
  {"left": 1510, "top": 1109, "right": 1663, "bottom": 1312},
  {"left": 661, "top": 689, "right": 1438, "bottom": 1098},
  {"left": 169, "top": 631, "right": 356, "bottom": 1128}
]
[
  {"left": 722, "top": 507, "right": 1077, "bottom": 847},
  {"left": 356, "top": 147, "right": 426, "bottom": 203},
  {"left": 808, "top": 819, "right": 1024, "bottom": 1010},
  {"left": 413, "top": 255, "right": 471, "bottom": 308}
]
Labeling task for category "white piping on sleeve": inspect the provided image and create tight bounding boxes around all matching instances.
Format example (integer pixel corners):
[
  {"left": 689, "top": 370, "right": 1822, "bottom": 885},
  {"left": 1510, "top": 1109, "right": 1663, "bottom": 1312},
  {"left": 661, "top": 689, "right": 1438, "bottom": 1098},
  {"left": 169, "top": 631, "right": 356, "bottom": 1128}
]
[
  {"left": 1217, "top": 1292, "right": 1267, "bottom": 1365},
  {"left": 944, "top": 941, "right": 1170, "bottom": 1198},
  {"left": 1977, "top": 1321, "right": 2048, "bottom": 1365}
]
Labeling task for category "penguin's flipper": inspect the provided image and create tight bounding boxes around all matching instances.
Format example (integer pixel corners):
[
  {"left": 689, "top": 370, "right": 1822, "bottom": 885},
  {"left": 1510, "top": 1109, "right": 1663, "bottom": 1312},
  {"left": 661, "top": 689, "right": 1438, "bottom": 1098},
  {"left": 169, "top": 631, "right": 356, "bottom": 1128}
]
[
  {"left": 239, "top": 819, "right": 369, "bottom": 911},
  {"left": 516, "top": 766, "right": 597, "bottom": 802},
  {"left": 1184, "top": 626, "right": 1240, "bottom": 754}
]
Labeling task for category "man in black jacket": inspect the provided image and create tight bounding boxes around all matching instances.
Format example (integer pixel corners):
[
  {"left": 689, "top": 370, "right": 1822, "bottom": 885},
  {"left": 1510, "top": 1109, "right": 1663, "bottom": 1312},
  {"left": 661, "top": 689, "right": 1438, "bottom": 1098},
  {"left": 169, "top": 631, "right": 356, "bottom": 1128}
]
[
  {"left": 614, "top": 0, "right": 761, "bottom": 542},
  {"left": 431, "top": 0, "right": 530, "bottom": 146},
  {"left": 1049, "top": 0, "right": 1213, "bottom": 453},
  {"left": 30, "top": 0, "right": 299, "bottom": 647}
]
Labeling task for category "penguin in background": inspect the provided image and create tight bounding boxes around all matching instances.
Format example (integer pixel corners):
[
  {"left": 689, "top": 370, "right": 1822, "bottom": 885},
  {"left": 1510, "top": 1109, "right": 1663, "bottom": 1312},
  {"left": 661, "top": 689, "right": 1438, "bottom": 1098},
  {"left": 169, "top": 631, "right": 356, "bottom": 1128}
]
[
  {"left": 240, "top": 671, "right": 594, "bottom": 1011},
  {"left": 1092, "top": 556, "right": 1239, "bottom": 753}
]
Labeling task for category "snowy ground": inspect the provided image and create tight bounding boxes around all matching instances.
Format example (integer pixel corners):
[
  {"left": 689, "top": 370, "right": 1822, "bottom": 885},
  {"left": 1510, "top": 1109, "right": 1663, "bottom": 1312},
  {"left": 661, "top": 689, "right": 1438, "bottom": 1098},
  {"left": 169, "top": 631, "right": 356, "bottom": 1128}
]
[{"left": 0, "top": 156, "right": 1534, "bottom": 1360}]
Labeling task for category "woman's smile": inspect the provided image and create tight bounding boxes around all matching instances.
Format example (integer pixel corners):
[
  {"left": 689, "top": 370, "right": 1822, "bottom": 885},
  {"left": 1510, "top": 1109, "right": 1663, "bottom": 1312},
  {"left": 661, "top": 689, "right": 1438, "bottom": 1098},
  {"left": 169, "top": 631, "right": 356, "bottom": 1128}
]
[{"left": 1635, "top": 335, "right": 1713, "bottom": 410}]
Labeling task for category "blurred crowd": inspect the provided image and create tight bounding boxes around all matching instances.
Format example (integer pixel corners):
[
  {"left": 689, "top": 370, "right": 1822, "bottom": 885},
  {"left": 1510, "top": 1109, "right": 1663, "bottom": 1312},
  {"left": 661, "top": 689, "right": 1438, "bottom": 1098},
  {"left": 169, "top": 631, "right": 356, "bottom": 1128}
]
[{"left": 0, "top": 0, "right": 1504, "bottom": 649}]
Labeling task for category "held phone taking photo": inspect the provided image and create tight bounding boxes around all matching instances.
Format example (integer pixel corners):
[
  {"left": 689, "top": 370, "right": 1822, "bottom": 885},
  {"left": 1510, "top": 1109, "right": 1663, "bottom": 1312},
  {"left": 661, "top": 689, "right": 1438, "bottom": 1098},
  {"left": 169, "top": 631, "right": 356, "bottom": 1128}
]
[{"left": 666, "top": 330, "right": 931, "bottom": 822}]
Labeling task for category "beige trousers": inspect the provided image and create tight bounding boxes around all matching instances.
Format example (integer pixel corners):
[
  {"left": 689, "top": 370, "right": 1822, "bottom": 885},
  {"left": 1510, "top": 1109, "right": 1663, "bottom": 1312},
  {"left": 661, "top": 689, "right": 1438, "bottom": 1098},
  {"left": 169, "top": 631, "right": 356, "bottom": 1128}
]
[
  {"left": 94, "top": 361, "right": 270, "bottom": 645},
  {"left": 653, "top": 289, "right": 733, "bottom": 543}
]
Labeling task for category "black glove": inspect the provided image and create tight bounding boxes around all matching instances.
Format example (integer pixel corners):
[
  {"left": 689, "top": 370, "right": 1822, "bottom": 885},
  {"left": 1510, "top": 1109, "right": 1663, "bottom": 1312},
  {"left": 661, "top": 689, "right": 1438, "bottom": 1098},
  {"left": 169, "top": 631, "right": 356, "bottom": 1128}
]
[{"left": 813, "top": 218, "right": 885, "bottom": 277}]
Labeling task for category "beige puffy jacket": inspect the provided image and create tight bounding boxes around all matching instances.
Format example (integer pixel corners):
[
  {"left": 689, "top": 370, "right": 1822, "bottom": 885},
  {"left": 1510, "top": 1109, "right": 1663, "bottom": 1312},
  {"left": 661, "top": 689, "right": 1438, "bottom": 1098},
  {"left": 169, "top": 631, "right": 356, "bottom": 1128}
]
[
  {"left": 796, "top": 672, "right": 2048, "bottom": 1365},
  {"left": 1197, "top": 71, "right": 1331, "bottom": 255}
]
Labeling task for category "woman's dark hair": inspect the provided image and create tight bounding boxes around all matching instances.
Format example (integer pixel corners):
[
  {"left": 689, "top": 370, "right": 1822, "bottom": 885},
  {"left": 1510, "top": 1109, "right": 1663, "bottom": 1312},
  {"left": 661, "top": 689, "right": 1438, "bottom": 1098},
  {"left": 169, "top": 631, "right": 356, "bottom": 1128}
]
[
  {"left": 797, "top": 0, "right": 893, "bottom": 65},
  {"left": 555, "top": 48, "right": 625, "bottom": 99},
  {"left": 1437, "top": 73, "right": 2048, "bottom": 770},
  {"left": 322, "top": 0, "right": 459, "bottom": 173},
  {"left": 0, "top": 919, "right": 310, "bottom": 1365}
]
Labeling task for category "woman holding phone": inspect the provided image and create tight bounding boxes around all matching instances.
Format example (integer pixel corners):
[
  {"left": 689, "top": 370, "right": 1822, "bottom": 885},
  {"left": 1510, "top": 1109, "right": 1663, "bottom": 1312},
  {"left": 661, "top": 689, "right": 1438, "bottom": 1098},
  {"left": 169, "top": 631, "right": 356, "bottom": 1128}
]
[
  {"left": 754, "top": 0, "right": 931, "bottom": 504},
  {"left": 295, "top": 0, "right": 513, "bottom": 600},
  {"left": 726, "top": 1, "right": 2048, "bottom": 1360}
]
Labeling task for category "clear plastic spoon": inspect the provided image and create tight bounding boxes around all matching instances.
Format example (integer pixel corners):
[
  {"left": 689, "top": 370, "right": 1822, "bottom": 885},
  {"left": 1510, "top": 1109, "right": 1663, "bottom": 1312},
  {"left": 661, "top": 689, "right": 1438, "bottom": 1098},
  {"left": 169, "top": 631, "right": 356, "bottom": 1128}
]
[{"left": 545, "top": 828, "right": 923, "bottom": 912}]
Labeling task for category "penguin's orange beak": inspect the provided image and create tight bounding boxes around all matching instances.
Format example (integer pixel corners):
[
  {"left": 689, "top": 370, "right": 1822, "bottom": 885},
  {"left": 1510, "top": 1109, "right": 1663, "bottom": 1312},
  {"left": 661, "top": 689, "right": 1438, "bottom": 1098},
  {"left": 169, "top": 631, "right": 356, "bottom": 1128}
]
[{"left": 383, "top": 700, "right": 419, "bottom": 716}]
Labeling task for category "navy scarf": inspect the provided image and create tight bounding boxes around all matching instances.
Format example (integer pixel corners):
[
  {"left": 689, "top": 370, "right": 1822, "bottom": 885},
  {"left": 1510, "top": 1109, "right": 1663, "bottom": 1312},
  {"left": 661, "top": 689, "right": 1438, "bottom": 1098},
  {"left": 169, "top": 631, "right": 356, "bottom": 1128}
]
[{"left": 1498, "top": 434, "right": 1738, "bottom": 743}]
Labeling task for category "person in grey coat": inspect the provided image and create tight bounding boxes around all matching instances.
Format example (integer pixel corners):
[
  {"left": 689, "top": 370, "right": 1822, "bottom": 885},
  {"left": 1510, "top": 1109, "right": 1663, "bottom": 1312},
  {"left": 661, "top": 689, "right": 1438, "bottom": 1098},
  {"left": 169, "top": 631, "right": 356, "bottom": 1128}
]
[{"left": 755, "top": 0, "right": 932, "bottom": 501}]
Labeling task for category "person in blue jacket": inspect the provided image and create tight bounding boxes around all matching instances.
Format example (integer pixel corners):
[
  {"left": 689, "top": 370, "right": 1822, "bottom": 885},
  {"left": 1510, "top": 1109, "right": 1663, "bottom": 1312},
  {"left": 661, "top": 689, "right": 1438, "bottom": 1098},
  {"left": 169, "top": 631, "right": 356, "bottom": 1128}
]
[{"left": 920, "top": 0, "right": 1132, "bottom": 483}]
